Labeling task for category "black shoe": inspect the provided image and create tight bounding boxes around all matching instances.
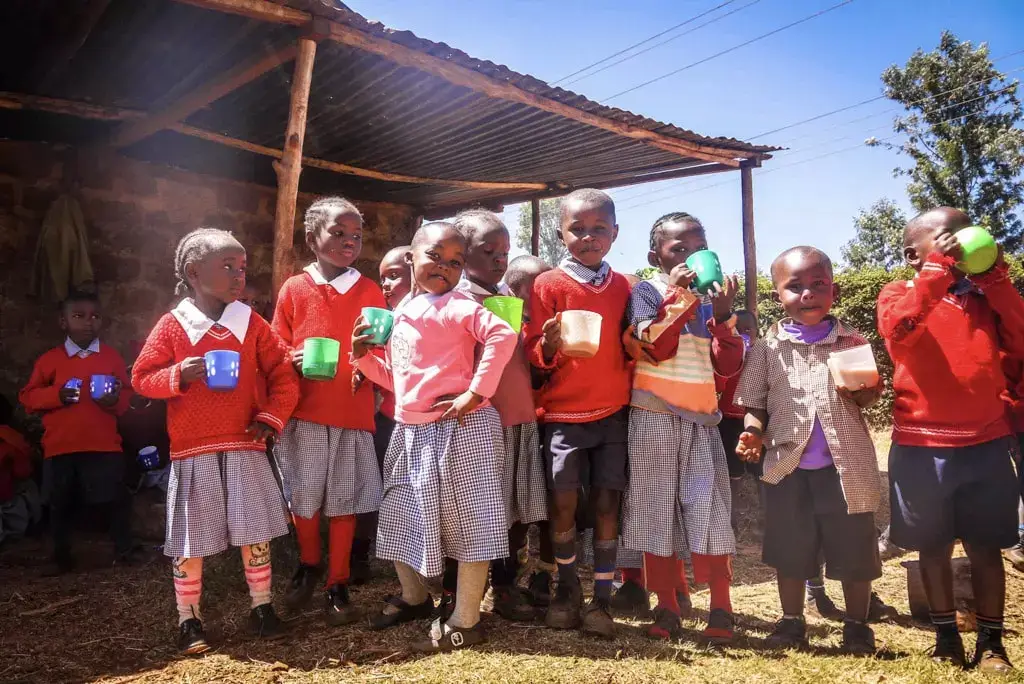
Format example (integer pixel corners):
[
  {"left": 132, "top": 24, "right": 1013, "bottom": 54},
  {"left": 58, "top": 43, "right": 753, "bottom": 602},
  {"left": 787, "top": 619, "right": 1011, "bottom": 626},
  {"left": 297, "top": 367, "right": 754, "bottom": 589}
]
[
  {"left": 930, "top": 629, "right": 967, "bottom": 668},
  {"left": 609, "top": 579, "right": 650, "bottom": 617},
  {"left": 326, "top": 583, "right": 360, "bottom": 626},
  {"left": 527, "top": 570, "right": 553, "bottom": 607},
  {"left": 283, "top": 563, "right": 320, "bottom": 611},
  {"left": 704, "top": 608, "right": 735, "bottom": 644},
  {"left": 411, "top": 618, "right": 487, "bottom": 652},
  {"left": 581, "top": 597, "right": 616, "bottom": 639},
  {"left": 114, "top": 546, "right": 144, "bottom": 567},
  {"left": 177, "top": 618, "right": 210, "bottom": 655},
  {"left": 369, "top": 594, "right": 435, "bottom": 631},
  {"left": 248, "top": 604, "right": 284, "bottom": 639},
  {"left": 765, "top": 617, "right": 808, "bottom": 650},
  {"left": 492, "top": 585, "right": 537, "bottom": 622},
  {"left": 647, "top": 606, "right": 682, "bottom": 640},
  {"left": 545, "top": 582, "right": 583, "bottom": 630},
  {"left": 47, "top": 549, "right": 75, "bottom": 576},
  {"left": 841, "top": 620, "right": 876, "bottom": 655},
  {"left": 975, "top": 639, "right": 1014, "bottom": 674},
  {"left": 867, "top": 591, "right": 898, "bottom": 623},
  {"left": 806, "top": 585, "right": 842, "bottom": 620}
]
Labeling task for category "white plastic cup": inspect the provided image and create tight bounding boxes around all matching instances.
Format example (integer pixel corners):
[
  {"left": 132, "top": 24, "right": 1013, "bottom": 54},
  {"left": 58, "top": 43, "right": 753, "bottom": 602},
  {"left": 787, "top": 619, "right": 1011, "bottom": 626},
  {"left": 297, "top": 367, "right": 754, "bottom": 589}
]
[
  {"left": 827, "top": 344, "right": 879, "bottom": 390},
  {"left": 560, "top": 310, "right": 603, "bottom": 358}
]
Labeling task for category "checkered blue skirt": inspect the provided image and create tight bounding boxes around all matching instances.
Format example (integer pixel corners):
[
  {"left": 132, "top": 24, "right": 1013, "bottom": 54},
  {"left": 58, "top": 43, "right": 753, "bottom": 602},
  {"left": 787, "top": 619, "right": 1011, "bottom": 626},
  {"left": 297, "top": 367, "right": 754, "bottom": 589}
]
[
  {"left": 164, "top": 451, "right": 289, "bottom": 558},
  {"left": 376, "top": 407, "right": 509, "bottom": 577},
  {"left": 502, "top": 422, "right": 548, "bottom": 527},
  {"left": 275, "top": 419, "right": 383, "bottom": 519},
  {"left": 622, "top": 409, "right": 735, "bottom": 557}
]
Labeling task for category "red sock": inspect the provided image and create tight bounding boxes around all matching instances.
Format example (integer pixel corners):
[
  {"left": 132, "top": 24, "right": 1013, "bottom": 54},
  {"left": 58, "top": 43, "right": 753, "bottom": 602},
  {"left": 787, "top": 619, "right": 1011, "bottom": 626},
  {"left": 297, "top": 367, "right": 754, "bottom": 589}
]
[
  {"left": 326, "top": 515, "right": 357, "bottom": 587},
  {"left": 693, "top": 554, "right": 733, "bottom": 613},
  {"left": 293, "top": 511, "right": 322, "bottom": 567},
  {"left": 643, "top": 552, "right": 680, "bottom": 615},
  {"left": 621, "top": 567, "right": 644, "bottom": 586}
]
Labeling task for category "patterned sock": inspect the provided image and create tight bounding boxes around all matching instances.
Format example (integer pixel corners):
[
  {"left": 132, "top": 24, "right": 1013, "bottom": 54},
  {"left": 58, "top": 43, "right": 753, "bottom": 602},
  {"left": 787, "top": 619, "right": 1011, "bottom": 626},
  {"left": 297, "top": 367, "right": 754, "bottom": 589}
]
[
  {"left": 621, "top": 566, "right": 644, "bottom": 586},
  {"left": 706, "top": 555, "right": 733, "bottom": 613},
  {"left": 977, "top": 614, "right": 1005, "bottom": 645},
  {"left": 806, "top": 575, "right": 825, "bottom": 591},
  {"left": 552, "top": 527, "right": 580, "bottom": 588},
  {"left": 450, "top": 560, "right": 489, "bottom": 629},
  {"left": 930, "top": 610, "right": 958, "bottom": 636},
  {"left": 293, "top": 512, "right": 322, "bottom": 567},
  {"left": 326, "top": 515, "right": 356, "bottom": 587},
  {"left": 593, "top": 539, "right": 617, "bottom": 602},
  {"left": 173, "top": 557, "right": 203, "bottom": 625},
  {"left": 241, "top": 543, "right": 273, "bottom": 608},
  {"left": 643, "top": 553, "right": 679, "bottom": 614}
]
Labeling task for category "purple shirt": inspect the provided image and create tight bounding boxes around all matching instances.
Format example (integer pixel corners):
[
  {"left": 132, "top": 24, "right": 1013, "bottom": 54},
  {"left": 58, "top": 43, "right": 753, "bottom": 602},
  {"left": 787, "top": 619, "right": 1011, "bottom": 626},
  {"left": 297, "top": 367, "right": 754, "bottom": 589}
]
[{"left": 780, "top": 319, "right": 835, "bottom": 470}]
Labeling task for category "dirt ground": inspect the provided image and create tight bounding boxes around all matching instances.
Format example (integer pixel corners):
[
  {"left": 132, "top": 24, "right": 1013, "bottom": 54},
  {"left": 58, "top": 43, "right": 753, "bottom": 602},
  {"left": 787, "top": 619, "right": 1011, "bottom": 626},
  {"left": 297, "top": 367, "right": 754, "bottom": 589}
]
[{"left": 3, "top": 435, "right": 1024, "bottom": 683}]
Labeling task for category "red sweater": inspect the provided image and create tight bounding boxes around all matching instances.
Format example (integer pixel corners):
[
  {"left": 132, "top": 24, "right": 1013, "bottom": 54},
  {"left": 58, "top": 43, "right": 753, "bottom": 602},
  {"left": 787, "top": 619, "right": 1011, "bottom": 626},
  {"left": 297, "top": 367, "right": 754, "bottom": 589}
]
[
  {"left": 878, "top": 254, "right": 1024, "bottom": 447},
  {"left": 132, "top": 309, "right": 299, "bottom": 460},
  {"left": 525, "top": 268, "right": 631, "bottom": 423},
  {"left": 1001, "top": 355, "right": 1024, "bottom": 433},
  {"left": 273, "top": 271, "right": 384, "bottom": 432},
  {"left": 0, "top": 426, "right": 32, "bottom": 502},
  {"left": 19, "top": 343, "right": 131, "bottom": 458}
]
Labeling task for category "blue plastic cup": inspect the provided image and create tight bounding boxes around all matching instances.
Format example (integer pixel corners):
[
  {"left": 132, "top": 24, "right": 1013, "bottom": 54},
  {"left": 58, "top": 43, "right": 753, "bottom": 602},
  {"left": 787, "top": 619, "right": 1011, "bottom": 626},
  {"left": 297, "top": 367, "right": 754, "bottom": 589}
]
[
  {"left": 89, "top": 375, "right": 117, "bottom": 400},
  {"left": 137, "top": 446, "right": 160, "bottom": 470},
  {"left": 64, "top": 378, "right": 83, "bottom": 403},
  {"left": 204, "top": 350, "right": 241, "bottom": 391}
]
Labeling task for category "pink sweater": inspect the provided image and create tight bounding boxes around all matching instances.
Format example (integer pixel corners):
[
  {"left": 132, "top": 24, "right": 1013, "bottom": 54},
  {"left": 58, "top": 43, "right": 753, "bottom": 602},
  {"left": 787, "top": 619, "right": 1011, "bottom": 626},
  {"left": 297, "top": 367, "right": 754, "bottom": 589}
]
[{"left": 355, "top": 291, "right": 518, "bottom": 425}]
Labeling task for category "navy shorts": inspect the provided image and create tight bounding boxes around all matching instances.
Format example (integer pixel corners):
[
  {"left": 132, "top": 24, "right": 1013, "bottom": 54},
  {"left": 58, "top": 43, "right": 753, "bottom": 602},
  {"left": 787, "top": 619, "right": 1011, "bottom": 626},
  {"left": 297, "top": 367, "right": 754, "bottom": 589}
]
[
  {"left": 543, "top": 409, "right": 628, "bottom": 491},
  {"left": 889, "top": 437, "right": 1019, "bottom": 551},
  {"left": 44, "top": 451, "right": 126, "bottom": 506}
]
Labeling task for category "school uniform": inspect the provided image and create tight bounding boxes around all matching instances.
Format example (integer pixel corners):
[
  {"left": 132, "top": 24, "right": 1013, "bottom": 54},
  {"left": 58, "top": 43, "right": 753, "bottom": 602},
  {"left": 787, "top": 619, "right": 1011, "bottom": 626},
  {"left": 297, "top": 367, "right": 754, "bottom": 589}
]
[{"left": 355, "top": 290, "right": 518, "bottom": 577}]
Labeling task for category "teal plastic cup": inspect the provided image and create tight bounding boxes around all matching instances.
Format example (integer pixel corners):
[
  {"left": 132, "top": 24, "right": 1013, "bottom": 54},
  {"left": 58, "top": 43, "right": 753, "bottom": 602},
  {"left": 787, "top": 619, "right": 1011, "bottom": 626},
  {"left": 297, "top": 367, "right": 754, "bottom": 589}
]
[
  {"left": 685, "top": 249, "right": 724, "bottom": 294},
  {"left": 955, "top": 225, "right": 998, "bottom": 274},
  {"left": 483, "top": 296, "right": 524, "bottom": 332},
  {"left": 362, "top": 307, "right": 395, "bottom": 345},
  {"left": 302, "top": 337, "right": 340, "bottom": 380}
]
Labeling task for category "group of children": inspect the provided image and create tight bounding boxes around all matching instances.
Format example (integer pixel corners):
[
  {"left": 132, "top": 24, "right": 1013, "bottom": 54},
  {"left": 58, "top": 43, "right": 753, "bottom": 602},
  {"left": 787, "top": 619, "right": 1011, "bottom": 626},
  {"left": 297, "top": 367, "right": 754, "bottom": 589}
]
[{"left": 15, "top": 189, "right": 1023, "bottom": 673}]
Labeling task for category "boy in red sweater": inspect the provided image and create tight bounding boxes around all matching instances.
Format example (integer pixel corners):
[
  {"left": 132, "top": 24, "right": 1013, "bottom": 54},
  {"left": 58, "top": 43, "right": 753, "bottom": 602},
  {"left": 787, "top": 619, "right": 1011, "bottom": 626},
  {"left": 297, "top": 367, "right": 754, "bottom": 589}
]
[
  {"left": 524, "top": 188, "right": 631, "bottom": 638},
  {"left": 19, "top": 290, "right": 133, "bottom": 572},
  {"left": 273, "top": 197, "right": 386, "bottom": 625},
  {"left": 879, "top": 207, "right": 1024, "bottom": 673}
]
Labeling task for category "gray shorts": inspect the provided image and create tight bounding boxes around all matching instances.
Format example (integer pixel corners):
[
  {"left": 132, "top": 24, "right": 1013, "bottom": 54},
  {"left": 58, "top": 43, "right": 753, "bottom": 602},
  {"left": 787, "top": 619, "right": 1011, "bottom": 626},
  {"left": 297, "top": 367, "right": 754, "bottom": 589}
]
[{"left": 542, "top": 409, "right": 628, "bottom": 492}]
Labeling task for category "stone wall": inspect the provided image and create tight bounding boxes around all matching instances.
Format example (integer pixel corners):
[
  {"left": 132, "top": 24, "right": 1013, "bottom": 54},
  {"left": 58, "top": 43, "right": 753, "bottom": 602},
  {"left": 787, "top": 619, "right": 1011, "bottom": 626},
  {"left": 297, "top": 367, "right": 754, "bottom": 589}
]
[{"left": 0, "top": 140, "right": 420, "bottom": 401}]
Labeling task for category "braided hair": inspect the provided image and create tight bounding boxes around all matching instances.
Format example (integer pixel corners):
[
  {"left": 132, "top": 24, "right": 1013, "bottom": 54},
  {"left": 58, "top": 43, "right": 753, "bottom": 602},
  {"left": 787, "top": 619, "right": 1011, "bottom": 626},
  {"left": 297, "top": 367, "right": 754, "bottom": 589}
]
[
  {"left": 304, "top": 196, "right": 361, "bottom": 236},
  {"left": 453, "top": 208, "right": 506, "bottom": 244},
  {"left": 173, "top": 227, "right": 243, "bottom": 296},
  {"left": 649, "top": 211, "right": 703, "bottom": 251}
]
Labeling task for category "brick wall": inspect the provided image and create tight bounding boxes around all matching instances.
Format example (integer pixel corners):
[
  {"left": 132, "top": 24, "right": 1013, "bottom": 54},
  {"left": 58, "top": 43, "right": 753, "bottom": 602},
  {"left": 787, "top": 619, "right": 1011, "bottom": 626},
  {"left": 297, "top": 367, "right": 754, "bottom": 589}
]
[{"left": 0, "top": 140, "right": 420, "bottom": 400}]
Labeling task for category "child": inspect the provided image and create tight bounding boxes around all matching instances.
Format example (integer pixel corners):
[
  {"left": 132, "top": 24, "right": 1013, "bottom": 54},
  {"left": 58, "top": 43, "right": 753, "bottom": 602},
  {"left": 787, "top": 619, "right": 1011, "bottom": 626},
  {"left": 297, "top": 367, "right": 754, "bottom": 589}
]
[
  {"left": 19, "top": 289, "right": 133, "bottom": 572},
  {"left": 132, "top": 227, "right": 298, "bottom": 654},
  {"left": 735, "top": 246, "right": 882, "bottom": 655},
  {"left": 0, "top": 395, "right": 39, "bottom": 547},
  {"left": 272, "top": 197, "right": 386, "bottom": 624},
  {"left": 453, "top": 210, "right": 548, "bottom": 621},
  {"left": 879, "top": 207, "right": 1024, "bottom": 673},
  {"left": 524, "top": 188, "right": 632, "bottom": 638},
  {"left": 623, "top": 212, "right": 743, "bottom": 641},
  {"left": 353, "top": 222, "right": 517, "bottom": 651},
  {"left": 716, "top": 308, "right": 760, "bottom": 513}
]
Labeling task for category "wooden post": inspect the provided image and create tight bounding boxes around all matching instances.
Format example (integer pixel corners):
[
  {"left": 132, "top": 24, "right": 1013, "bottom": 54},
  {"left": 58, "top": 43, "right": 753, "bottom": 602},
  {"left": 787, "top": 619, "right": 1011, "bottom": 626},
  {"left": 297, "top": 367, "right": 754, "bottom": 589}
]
[
  {"left": 740, "top": 160, "right": 757, "bottom": 312},
  {"left": 530, "top": 198, "right": 541, "bottom": 257},
  {"left": 272, "top": 37, "right": 316, "bottom": 299}
]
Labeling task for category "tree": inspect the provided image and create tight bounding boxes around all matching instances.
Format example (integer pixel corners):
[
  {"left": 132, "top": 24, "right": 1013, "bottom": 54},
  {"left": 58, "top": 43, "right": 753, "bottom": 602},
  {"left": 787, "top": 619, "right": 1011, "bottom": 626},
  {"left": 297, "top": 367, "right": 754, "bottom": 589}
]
[
  {"left": 515, "top": 199, "right": 567, "bottom": 266},
  {"left": 841, "top": 199, "right": 908, "bottom": 269},
  {"left": 870, "top": 31, "right": 1024, "bottom": 250}
]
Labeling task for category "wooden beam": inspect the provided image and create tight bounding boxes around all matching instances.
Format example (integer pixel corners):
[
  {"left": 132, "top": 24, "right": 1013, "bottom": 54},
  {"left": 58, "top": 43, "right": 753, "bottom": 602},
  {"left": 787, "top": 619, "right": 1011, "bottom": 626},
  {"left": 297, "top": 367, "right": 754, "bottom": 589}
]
[
  {"left": 171, "top": 0, "right": 754, "bottom": 167},
  {"left": 110, "top": 42, "right": 300, "bottom": 149},
  {"left": 35, "top": 0, "right": 113, "bottom": 91},
  {"left": 530, "top": 198, "right": 541, "bottom": 257},
  {"left": 272, "top": 38, "right": 317, "bottom": 299},
  {"left": 740, "top": 161, "right": 757, "bottom": 312}
]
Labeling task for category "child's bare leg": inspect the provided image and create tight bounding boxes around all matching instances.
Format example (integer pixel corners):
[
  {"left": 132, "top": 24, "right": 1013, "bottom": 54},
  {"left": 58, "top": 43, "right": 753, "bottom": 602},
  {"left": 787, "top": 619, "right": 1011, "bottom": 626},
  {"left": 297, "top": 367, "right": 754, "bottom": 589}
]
[
  {"left": 450, "top": 560, "right": 489, "bottom": 628},
  {"left": 918, "top": 543, "right": 956, "bottom": 615},
  {"left": 841, "top": 580, "right": 871, "bottom": 622},
  {"left": 963, "top": 542, "right": 1005, "bottom": 620},
  {"left": 777, "top": 576, "right": 806, "bottom": 616},
  {"left": 388, "top": 561, "right": 429, "bottom": 613}
]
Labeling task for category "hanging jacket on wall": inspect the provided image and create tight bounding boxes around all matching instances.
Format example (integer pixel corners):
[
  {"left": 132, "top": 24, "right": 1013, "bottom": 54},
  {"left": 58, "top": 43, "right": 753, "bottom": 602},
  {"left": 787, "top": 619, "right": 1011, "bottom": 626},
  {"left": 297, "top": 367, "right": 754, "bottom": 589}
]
[{"left": 31, "top": 194, "right": 94, "bottom": 302}]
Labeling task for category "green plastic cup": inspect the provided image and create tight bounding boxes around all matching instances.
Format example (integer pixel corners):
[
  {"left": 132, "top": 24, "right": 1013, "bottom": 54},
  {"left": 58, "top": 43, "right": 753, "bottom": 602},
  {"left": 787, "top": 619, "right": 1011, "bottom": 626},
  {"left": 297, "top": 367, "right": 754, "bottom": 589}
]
[
  {"left": 362, "top": 307, "right": 395, "bottom": 345},
  {"left": 482, "top": 295, "right": 524, "bottom": 332},
  {"left": 685, "top": 249, "right": 724, "bottom": 294},
  {"left": 955, "top": 225, "right": 998, "bottom": 274},
  {"left": 302, "top": 337, "right": 340, "bottom": 380}
]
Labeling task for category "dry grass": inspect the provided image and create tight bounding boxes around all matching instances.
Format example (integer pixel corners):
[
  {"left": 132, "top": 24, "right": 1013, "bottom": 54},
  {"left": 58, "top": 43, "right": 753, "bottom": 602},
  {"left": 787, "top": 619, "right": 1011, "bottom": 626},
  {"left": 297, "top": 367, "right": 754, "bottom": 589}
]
[{"left": 3, "top": 454, "right": 1024, "bottom": 684}]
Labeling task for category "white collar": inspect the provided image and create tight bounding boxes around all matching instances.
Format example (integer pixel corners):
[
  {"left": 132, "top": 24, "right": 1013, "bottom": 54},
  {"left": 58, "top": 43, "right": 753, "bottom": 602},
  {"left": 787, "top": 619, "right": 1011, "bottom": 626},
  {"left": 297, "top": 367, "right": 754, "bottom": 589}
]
[
  {"left": 455, "top": 276, "right": 511, "bottom": 298},
  {"left": 304, "top": 263, "right": 361, "bottom": 294},
  {"left": 65, "top": 338, "right": 100, "bottom": 358},
  {"left": 171, "top": 299, "right": 251, "bottom": 345}
]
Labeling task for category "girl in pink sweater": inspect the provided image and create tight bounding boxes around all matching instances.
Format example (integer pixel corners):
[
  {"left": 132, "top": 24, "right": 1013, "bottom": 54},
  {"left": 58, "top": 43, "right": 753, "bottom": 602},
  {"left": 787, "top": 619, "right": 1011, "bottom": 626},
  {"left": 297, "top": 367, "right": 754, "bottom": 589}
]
[{"left": 353, "top": 222, "right": 517, "bottom": 652}]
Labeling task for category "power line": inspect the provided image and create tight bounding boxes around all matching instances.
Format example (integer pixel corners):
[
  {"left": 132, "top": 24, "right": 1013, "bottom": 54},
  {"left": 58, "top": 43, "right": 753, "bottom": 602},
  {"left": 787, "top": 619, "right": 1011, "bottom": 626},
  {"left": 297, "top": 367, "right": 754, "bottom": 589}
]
[
  {"left": 552, "top": 0, "right": 741, "bottom": 86},
  {"left": 602, "top": 0, "right": 856, "bottom": 103}
]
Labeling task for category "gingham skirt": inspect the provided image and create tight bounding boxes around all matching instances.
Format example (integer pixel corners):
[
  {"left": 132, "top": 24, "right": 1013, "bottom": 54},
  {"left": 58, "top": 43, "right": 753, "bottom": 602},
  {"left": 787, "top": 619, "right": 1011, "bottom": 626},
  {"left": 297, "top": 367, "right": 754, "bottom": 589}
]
[
  {"left": 164, "top": 451, "right": 289, "bottom": 558},
  {"left": 275, "top": 419, "right": 383, "bottom": 518},
  {"left": 502, "top": 422, "right": 548, "bottom": 526},
  {"left": 376, "top": 407, "right": 509, "bottom": 577},
  {"left": 622, "top": 409, "right": 735, "bottom": 557}
]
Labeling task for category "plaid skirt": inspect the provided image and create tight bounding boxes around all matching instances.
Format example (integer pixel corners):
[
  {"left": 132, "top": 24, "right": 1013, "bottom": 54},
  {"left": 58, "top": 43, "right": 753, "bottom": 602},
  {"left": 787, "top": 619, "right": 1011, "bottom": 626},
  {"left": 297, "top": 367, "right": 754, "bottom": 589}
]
[
  {"left": 622, "top": 409, "right": 735, "bottom": 557},
  {"left": 376, "top": 407, "right": 509, "bottom": 577},
  {"left": 164, "top": 450, "right": 289, "bottom": 558},
  {"left": 275, "top": 419, "right": 383, "bottom": 518},
  {"left": 502, "top": 422, "right": 548, "bottom": 526}
]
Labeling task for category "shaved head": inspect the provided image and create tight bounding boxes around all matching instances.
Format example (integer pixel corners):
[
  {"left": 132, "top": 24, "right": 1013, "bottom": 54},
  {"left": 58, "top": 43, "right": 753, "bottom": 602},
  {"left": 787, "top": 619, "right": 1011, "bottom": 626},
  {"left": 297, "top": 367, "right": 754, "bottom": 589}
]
[
  {"left": 904, "top": 207, "right": 971, "bottom": 247},
  {"left": 770, "top": 245, "right": 833, "bottom": 285},
  {"left": 411, "top": 221, "right": 466, "bottom": 249},
  {"left": 561, "top": 188, "right": 616, "bottom": 224}
]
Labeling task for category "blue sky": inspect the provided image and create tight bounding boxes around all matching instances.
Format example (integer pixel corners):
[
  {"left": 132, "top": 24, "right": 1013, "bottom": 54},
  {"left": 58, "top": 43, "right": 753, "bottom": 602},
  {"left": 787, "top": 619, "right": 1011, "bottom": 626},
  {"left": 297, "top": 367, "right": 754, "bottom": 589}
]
[{"left": 344, "top": 0, "right": 1024, "bottom": 275}]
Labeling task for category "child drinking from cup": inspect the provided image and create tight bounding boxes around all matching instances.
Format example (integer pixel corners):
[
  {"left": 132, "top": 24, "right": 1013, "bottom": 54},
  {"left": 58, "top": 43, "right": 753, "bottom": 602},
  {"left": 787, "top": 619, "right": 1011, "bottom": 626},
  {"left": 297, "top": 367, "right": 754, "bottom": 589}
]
[
  {"left": 622, "top": 212, "right": 743, "bottom": 641},
  {"left": 735, "top": 246, "right": 882, "bottom": 655},
  {"left": 454, "top": 210, "right": 548, "bottom": 622},
  {"left": 271, "top": 196, "right": 386, "bottom": 624},
  {"left": 19, "top": 289, "right": 134, "bottom": 573},
  {"left": 353, "top": 222, "right": 517, "bottom": 652},
  {"left": 878, "top": 207, "right": 1024, "bottom": 673},
  {"left": 132, "top": 228, "right": 298, "bottom": 654},
  {"left": 523, "top": 189, "right": 632, "bottom": 638}
]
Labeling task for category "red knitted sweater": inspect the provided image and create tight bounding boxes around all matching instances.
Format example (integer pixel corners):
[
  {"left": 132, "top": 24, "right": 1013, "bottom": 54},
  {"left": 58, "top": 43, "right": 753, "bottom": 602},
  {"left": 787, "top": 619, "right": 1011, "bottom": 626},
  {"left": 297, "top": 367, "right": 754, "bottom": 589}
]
[
  {"left": 273, "top": 271, "right": 385, "bottom": 432},
  {"left": 524, "top": 268, "right": 631, "bottom": 423},
  {"left": 878, "top": 254, "right": 1024, "bottom": 447},
  {"left": 132, "top": 308, "right": 299, "bottom": 460}
]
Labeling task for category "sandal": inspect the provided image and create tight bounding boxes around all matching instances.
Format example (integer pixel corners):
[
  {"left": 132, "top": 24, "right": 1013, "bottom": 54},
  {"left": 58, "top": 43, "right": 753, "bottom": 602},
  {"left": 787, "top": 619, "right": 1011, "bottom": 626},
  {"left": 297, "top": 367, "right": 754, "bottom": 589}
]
[
  {"left": 368, "top": 594, "right": 434, "bottom": 631},
  {"left": 411, "top": 618, "right": 486, "bottom": 652}
]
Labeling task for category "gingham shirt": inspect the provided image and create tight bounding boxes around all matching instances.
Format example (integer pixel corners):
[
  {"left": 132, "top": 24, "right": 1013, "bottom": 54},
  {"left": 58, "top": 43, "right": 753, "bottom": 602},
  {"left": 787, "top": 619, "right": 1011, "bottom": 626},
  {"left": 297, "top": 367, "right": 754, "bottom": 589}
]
[
  {"left": 734, "top": 317, "right": 881, "bottom": 514},
  {"left": 559, "top": 258, "right": 611, "bottom": 287}
]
